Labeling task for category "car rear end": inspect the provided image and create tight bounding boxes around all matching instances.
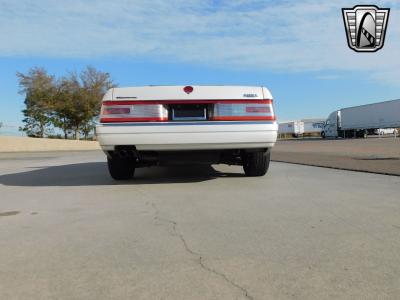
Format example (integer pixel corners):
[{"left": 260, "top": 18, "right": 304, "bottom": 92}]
[{"left": 96, "top": 86, "right": 278, "bottom": 179}]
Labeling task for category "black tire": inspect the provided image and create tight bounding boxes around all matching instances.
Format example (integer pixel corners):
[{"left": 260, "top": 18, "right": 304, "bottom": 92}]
[
  {"left": 107, "top": 156, "right": 135, "bottom": 180},
  {"left": 242, "top": 150, "right": 270, "bottom": 177},
  {"left": 321, "top": 131, "right": 326, "bottom": 139}
]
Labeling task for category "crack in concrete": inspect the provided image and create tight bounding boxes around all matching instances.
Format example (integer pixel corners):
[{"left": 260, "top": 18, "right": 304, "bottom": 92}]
[{"left": 148, "top": 202, "right": 254, "bottom": 300}]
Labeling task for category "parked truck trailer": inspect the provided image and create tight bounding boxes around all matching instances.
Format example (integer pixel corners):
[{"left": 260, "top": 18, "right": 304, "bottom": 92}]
[
  {"left": 278, "top": 121, "right": 304, "bottom": 138},
  {"left": 302, "top": 118, "right": 325, "bottom": 134},
  {"left": 321, "top": 99, "right": 400, "bottom": 138}
]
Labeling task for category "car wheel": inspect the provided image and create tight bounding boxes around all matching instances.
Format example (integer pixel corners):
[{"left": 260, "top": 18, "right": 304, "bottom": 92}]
[
  {"left": 242, "top": 150, "right": 270, "bottom": 177},
  {"left": 107, "top": 156, "right": 135, "bottom": 180}
]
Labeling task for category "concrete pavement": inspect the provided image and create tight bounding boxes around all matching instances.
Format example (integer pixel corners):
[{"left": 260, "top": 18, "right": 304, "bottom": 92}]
[{"left": 1, "top": 151, "right": 400, "bottom": 299}]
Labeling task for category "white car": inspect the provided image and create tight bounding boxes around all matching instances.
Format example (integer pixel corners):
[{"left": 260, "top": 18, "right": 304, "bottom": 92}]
[{"left": 96, "top": 85, "right": 278, "bottom": 179}]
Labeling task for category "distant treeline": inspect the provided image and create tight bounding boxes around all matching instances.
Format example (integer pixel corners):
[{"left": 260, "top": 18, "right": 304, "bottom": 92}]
[{"left": 17, "top": 66, "right": 115, "bottom": 139}]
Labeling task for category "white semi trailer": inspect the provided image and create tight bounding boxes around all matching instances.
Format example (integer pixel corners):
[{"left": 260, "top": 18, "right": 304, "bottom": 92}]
[
  {"left": 278, "top": 121, "right": 304, "bottom": 137},
  {"left": 322, "top": 99, "right": 400, "bottom": 138},
  {"left": 302, "top": 118, "right": 325, "bottom": 134}
]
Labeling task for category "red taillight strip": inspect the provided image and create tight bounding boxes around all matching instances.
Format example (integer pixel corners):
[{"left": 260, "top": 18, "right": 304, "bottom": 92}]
[
  {"left": 100, "top": 99, "right": 275, "bottom": 123},
  {"left": 102, "top": 99, "right": 272, "bottom": 105},
  {"left": 211, "top": 116, "right": 276, "bottom": 121},
  {"left": 100, "top": 117, "right": 168, "bottom": 123}
]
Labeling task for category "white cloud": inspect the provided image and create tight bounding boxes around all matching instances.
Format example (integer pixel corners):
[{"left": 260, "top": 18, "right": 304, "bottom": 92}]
[
  {"left": 0, "top": 0, "right": 399, "bottom": 85},
  {"left": 315, "top": 75, "right": 341, "bottom": 80}
]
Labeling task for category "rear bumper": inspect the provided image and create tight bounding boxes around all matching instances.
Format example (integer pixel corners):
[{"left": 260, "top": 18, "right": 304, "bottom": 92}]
[{"left": 96, "top": 121, "right": 278, "bottom": 151}]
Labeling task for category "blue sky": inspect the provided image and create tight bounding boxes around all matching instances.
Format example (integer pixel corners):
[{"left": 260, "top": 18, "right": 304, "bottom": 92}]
[{"left": 0, "top": 0, "right": 399, "bottom": 135}]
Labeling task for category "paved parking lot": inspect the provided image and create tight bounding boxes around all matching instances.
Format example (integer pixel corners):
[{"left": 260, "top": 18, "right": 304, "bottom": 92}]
[
  {"left": 1, "top": 151, "right": 400, "bottom": 299},
  {"left": 273, "top": 137, "right": 400, "bottom": 175}
]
